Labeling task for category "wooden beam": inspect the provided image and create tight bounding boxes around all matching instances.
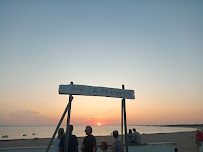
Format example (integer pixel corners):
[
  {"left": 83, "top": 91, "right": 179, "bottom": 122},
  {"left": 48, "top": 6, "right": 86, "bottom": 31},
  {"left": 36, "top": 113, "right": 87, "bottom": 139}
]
[
  {"left": 64, "top": 82, "right": 73, "bottom": 152},
  {"left": 59, "top": 84, "right": 135, "bottom": 99},
  {"left": 122, "top": 85, "right": 128, "bottom": 152}
]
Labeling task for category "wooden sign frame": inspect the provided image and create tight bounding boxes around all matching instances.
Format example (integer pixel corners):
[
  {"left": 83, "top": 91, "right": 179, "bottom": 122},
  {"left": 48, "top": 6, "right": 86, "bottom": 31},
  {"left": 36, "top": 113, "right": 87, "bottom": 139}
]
[
  {"left": 59, "top": 84, "right": 135, "bottom": 99},
  {"left": 46, "top": 82, "right": 135, "bottom": 152}
]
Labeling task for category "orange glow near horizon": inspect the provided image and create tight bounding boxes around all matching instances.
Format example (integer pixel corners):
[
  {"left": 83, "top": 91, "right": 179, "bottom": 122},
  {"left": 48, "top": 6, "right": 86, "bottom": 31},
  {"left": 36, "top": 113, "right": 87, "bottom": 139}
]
[{"left": 1, "top": 93, "right": 202, "bottom": 126}]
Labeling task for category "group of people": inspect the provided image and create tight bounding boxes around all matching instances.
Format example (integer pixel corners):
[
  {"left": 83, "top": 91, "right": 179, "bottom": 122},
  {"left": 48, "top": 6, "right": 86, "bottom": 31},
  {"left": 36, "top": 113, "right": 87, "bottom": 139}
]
[
  {"left": 53, "top": 125, "right": 141, "bottom": 152},
  {"left": 53, "top": 125, "right": 78, "bottom": 152},
  {"left": 53, "top": 125, "right": 203, "bottom": 151},
  {"left": 127, "top": 128, "right": 141, "bottom": 144}
]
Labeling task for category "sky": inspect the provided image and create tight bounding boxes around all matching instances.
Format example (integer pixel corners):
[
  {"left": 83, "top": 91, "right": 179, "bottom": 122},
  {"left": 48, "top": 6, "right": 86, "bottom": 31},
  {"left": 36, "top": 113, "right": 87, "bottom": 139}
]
[{"left": 0, "top": 0, "right": 202, "bottom": 126}]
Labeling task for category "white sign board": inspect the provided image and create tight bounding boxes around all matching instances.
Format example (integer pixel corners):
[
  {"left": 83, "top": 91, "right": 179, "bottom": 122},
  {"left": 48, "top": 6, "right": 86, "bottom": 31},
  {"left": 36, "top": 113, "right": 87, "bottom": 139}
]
[{"left": 59, "top": 84, "right": 135, "bottom": 99}]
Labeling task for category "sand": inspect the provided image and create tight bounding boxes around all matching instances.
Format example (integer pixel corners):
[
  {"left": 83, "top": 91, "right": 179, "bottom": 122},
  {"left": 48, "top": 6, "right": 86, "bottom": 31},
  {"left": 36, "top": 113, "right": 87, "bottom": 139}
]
[{"left": 0, "top": 131, "right": 201, "bottom": 152}]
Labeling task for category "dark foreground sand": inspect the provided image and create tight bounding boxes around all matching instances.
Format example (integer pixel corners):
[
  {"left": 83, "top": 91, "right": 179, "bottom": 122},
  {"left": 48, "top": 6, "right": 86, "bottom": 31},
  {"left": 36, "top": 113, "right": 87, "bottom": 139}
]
[{"left": 0, "top": 131, "right": 201, "bottom": 152}]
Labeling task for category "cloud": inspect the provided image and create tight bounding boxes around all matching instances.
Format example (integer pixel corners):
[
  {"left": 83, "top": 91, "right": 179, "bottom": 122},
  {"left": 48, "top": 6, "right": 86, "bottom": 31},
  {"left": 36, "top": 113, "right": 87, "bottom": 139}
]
[
  {"left": 90, "top": 116, "right": 102, "bottom": 120},
  {"left": 1, "top": 109, "right": 57, "bottom": 125},
  {"left": 10, "top": 110, "right": 40, "bottom": 119}
]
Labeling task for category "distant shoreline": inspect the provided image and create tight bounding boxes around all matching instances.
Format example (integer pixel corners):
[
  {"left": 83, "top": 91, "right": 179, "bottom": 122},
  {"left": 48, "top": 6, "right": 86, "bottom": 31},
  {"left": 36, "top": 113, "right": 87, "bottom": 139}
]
[
  {"left": 1, "top": 124, "right": 203, "bottom": 127},
  {"left": 150, "top": 124, "right": 203, "bottom": 129}
]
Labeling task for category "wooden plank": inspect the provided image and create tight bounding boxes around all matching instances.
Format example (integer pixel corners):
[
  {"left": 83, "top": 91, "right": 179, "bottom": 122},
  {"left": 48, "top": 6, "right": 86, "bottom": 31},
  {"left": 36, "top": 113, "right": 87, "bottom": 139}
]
[{"left": 59, "top": 84, "right": 135, "bottom": 99}]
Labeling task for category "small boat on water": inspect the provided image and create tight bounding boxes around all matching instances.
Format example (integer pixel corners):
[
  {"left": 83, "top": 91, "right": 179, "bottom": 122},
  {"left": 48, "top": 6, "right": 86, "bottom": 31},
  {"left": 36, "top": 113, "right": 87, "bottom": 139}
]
[{"left": 2, "top": 135, "right": 8, "bottom": 138}]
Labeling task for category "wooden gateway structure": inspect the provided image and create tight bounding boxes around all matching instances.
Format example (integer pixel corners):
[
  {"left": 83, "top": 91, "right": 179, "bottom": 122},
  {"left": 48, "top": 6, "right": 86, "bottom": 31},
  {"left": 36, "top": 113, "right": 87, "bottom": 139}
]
[
  {"left": 0, "top": 82, "right": 177, "bottom": 152},
  {"left": 45, "top": 82, "right": 135, "bottom": 152}
]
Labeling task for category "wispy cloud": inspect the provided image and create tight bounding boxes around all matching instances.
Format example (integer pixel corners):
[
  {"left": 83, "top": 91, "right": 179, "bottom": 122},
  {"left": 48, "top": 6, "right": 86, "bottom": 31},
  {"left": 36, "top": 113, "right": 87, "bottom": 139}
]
[
  {"left": 10, "top": 110, "right": 40, "bottom": 119},
  {"left": 0, "top": 110, "right": 57, "bottom": 125},
  {"left": 90, "top": 116, "right": 102, "bottom": 120}
]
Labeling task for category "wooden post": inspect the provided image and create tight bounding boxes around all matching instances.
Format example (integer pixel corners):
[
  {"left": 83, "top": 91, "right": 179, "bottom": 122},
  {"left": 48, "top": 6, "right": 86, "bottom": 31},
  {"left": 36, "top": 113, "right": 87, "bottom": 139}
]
[
  {"left": 64, "top": 82, "right": 73, "bottom": 152},
  {"left": 45, "top": 97, "right": 73, "bottom": 152},
  {"left": 122, "top": 85, "right": 128, "bottom": 152},
  {"left": 121, "top": 97, "right": 124, "bottom": 145}
]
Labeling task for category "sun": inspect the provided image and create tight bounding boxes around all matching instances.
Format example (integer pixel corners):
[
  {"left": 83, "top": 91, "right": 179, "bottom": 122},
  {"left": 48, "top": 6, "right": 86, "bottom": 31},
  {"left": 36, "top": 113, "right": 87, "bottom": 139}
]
[{"left": 97, "top": 123, "right": 101, "bottom": 126}]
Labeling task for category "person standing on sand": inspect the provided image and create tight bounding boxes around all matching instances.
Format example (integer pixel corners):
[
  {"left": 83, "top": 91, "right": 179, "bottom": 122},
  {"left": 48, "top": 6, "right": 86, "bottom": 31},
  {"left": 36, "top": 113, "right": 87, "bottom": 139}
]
[
  {"left": 112, "top": 130, "right": 124, "bottom": 152},
  {"left": 81, "top": 126, "right": 97, "bottom": 152},
  {"left": 59, "top": 125, "right": 78, "bottom": 152},
  {"left": 195, "top": 129, "right": 203, "bottom": 148},
  {"left": 132, "top": 128, "right": 141, "bottom": 144},
  {"left": 53, "top": 128, "right": 64, "bottom": 152},
  {"left": 100, "top": 140, "right": 109, "bottom": 152}
]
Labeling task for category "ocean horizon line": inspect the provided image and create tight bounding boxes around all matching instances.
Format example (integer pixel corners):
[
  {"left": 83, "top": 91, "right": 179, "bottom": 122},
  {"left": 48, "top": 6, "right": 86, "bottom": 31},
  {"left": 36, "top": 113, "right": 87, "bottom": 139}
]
[{"left": 0, "top": 124, "right": 202, "bottom": 127}]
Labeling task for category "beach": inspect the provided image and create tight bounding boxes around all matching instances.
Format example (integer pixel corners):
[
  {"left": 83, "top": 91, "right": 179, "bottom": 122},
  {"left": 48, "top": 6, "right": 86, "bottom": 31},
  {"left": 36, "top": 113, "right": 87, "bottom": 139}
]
[{"left": 0, "top": 131, "right": 200, "bottom": 152}]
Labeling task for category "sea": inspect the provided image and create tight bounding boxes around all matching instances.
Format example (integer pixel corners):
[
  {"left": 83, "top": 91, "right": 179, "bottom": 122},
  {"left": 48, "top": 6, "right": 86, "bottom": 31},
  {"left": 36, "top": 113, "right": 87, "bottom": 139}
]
[{"left": 0, "top": 125, "right": 196, "bottom": 140}]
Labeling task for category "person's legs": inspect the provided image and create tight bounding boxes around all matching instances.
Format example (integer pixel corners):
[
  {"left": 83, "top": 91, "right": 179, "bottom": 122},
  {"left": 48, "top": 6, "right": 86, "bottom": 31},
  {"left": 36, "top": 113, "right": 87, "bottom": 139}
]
[{"left": 196, "top": 139, "right": 201, "bottom": 148}]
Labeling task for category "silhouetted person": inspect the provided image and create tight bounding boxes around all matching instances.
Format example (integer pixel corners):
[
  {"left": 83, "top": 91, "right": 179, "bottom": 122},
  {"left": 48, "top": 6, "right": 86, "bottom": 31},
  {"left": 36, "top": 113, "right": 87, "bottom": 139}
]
[
  {"left": 81, "top": 126, "right": 97, "bottom": 152},
  {"left": 59, "top": 125, "right": 78, "bottom": 152},
  {"left": 100, "top": 140, "right": 109, "bottom": 152},
  {"left": 127, "top": 129, "right": 133, "bottom": 143},
  {"left": 53, "top": 128, "right": 64, "bottom": 152},
  {"left": 112, "top": 130, "right": 124, "bottom": 152},
  {"left": 195, "top": 129, "right": 203, "bottom": 148},
  {"left": 132, "top": 128, "right": 141, "bottom": 144}
]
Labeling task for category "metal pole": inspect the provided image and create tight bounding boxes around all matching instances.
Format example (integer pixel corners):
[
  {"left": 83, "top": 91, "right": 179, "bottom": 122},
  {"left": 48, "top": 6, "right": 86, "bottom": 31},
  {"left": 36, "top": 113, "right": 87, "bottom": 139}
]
[
  {"left": 122, "top": 85, "right": 128, "bottom": 152},
  {"left": 64, "top": 82, "right": 73, "bottom": 152},
  {"left": 45, "top": 98, "right": 73, "bottom": 152}
]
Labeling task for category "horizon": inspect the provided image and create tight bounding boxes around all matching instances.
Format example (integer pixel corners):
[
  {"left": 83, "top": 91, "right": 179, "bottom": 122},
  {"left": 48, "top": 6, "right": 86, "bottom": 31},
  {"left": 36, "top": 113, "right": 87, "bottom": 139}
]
[
  {"left": 1, "top": 123, "right": 203, "bottom": 127},
  {"left": 0, "top": 1, "right": 202, "bottom": 126}
]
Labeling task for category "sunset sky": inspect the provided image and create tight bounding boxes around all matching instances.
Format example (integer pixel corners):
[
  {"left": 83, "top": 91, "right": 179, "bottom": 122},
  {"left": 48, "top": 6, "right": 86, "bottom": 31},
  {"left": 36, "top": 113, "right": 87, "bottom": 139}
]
[{"left": 0, "top": 1, "right": 202, "bottom": 126}]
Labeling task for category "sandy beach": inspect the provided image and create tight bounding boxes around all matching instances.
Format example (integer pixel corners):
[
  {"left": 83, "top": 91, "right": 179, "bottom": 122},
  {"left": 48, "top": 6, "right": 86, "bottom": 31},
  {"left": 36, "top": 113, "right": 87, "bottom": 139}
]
[{"left": 0, "top": 131, "right": 201, "bottom": 152}]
